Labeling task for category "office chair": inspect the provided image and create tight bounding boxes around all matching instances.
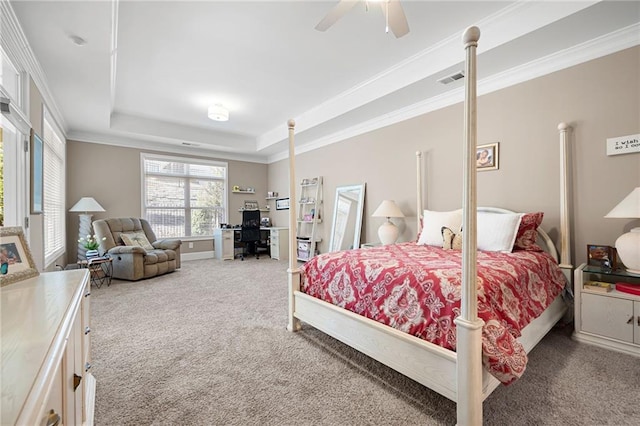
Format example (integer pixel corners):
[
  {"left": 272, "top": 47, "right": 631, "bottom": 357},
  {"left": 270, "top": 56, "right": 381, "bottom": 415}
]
[{"left": 235, "top": 210, "right": 261, "bottom": 260}]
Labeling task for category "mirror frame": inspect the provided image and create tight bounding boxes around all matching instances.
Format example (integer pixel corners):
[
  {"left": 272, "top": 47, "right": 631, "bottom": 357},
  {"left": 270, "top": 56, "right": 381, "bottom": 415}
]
[{"left": 328, "top": 183, "right": 366, "bottom": 252}]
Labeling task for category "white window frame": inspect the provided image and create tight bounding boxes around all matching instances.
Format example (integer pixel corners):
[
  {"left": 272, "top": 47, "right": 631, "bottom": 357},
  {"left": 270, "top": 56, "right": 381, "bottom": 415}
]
[
  {"left": 140, "top": 153, "right": 228, "bottom": 239},
  {"left": 42, "top": 107, "right": 65, "bottom": 267}
]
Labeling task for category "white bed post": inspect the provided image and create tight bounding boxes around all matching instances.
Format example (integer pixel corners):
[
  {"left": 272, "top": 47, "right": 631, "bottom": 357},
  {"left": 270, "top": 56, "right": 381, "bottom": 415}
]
[
  {"left": 454, "top": 26, "right": 483, "bottom": 426},
  {"left": 416, "top": 151, "right": 423, "bottom": 231},
  {"left": 287, "top": 119, "right": 301, "bottom": 332},
  {"left": 558, "top": 122, "right": 573, "bottom": 283}
]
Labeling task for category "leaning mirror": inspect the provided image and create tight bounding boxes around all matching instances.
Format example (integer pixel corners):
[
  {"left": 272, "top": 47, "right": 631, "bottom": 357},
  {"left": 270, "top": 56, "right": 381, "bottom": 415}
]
[{"left": 328, "top": 184, "right": 366, "bottom": 252}]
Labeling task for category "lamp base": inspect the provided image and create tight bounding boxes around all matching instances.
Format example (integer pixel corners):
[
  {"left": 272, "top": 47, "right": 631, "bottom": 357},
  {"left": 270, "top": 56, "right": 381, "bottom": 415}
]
[
  {"left": 616, "top": 227, "right": 640, "bottom": 274},
  {"left": 77, "top": 213, "right": 94, "bottom": 261},
  {"left": 378, "top": 220, "right": 399, "bottom": 245}
]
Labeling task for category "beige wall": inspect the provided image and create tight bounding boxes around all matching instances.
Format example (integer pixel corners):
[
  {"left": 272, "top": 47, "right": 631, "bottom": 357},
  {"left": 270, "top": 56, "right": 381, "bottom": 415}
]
[
  {"left": 269, "top": 46, "right": 640, "bottom": 267},
  {"left": 66, "top": 142, "right": 267, "bottom": 262}
]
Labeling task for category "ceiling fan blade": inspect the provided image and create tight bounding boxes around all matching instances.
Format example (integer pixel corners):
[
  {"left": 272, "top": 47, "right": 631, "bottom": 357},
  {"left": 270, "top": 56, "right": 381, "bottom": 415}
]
[
  {"left": 385, "top": 0, "right": 409, "bottom": 38},
  {"left": 315, "top": 0, "right": 358, "bottom": 32}
]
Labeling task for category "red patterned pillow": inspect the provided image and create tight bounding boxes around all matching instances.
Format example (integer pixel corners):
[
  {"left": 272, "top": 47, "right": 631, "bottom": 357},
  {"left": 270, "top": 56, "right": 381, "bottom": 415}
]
[{"left": 513, "top": 212, "right": 544, "bottom": 251}]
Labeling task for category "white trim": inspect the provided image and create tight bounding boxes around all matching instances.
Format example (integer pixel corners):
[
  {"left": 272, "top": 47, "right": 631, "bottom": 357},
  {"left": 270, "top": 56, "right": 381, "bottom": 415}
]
[
  {"left": 181, "top": 251, "right": 214, "bottom": 262},
  {"left": 68, "top": 130, "right": 269, "bottom": 164},
  {"left": 266, "top": 23, "right": 640, "bottom": 164},
  {"left": 0, "top": 0, "right": 67, "bottom": 135}
]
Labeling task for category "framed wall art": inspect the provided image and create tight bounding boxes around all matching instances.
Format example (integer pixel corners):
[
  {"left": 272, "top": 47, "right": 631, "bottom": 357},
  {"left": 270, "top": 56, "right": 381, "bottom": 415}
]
[
  {"left": 0, "top": 226, "right": 39, "bottom": 286},
  {"left": 476, "top": 142, "right": 499, "bottom": 171},
  {"left": 30, "top": 129, "right": 44, "bottom": 214},
  {"left": 276, "top": 198, "right": 290, "bottom": 210}
]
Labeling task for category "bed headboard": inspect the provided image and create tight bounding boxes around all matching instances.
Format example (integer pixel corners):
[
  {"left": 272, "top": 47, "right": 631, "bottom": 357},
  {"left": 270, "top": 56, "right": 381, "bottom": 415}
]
[{"left": 478, "top": 207, "right": 559, "bottom": 262}]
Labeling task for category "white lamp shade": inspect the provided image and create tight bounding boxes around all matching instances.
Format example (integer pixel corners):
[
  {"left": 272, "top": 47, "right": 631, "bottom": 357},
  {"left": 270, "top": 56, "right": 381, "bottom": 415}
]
[
  {"left": 372, "top": 200, "right": 404, "bottom": 218},
  {"left": 605, "top": 187, "right": 640, "bottom": 274},
  {"left": 69, "top": 197, "right": 105, "bottom": 213},
  {"left": 604, "top": 187, "right": 640, "bottom": 218}
]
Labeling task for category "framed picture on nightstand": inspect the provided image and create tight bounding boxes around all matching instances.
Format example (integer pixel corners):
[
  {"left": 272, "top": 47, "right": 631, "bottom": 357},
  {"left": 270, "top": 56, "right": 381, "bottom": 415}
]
[{"left": 587, "top": 244, "right": 617, "bottom": 269}]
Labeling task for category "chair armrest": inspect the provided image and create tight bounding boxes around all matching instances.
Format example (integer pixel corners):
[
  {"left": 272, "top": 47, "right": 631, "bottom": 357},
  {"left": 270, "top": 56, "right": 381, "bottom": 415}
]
[
  {"left": 107, "top": 246, "right": 147, "bottom": 255},
  {"left": 153, "top": 239, "right": 182, "bottom": 250}
]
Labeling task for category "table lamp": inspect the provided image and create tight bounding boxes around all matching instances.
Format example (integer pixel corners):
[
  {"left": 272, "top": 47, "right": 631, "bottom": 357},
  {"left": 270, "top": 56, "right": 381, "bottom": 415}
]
[
  {"left": 69, "top": 197, "right": 105, "bottom": 261},
  {"left": 604, "top": 187, "right": 640, "bottom": 273},
  {"left": 372, "top": 200, "right": 405, "bottom": 245}
]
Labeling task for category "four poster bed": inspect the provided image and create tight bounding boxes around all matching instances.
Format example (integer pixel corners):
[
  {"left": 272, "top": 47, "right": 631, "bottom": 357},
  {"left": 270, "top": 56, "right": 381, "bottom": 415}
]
[{"left": 285, "top": 27, "right": 573, "bottom": 424}]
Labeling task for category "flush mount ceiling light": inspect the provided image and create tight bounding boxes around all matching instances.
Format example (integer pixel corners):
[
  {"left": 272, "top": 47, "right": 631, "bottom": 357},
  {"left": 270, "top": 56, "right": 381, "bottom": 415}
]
[{"left": 208, "top": 104, "right": 229, "bottom": 122}]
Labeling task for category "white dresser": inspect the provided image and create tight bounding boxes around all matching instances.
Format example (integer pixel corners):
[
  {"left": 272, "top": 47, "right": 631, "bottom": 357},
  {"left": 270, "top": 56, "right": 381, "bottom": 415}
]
[{"left": 1, "top": 269, "right": 95, "bottom": 425}]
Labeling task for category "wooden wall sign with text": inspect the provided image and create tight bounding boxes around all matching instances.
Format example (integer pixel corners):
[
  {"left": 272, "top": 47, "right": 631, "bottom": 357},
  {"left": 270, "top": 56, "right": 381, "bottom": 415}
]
[{"left": 607, "top": 133, "right": 640, "bottom": 156}]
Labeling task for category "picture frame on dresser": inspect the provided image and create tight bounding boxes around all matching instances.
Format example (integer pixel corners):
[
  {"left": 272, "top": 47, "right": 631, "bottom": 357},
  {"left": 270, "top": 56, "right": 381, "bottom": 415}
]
[
  {"left": 0, "top": 226, "right": 39, "bottom": 286},
  {"left": 587, "top": 244, "right": 617, "bottom": 269}
]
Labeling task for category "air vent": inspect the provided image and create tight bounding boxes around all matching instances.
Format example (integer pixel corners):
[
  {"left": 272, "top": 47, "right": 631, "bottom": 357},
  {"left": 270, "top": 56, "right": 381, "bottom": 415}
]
[{"left": 437, "top": 71, "right": 465, "bottom": 85}]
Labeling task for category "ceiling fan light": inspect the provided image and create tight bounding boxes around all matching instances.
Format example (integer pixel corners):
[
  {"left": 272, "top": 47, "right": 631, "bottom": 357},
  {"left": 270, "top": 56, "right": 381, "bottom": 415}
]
[{"left": 208, "top": 104, "right": 229, "bottom": 122}]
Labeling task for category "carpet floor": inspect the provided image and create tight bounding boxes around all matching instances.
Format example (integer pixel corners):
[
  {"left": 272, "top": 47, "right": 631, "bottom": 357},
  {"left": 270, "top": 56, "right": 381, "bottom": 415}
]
[{"left": 91, "top": 258, "right": 639, "bottom": 425}]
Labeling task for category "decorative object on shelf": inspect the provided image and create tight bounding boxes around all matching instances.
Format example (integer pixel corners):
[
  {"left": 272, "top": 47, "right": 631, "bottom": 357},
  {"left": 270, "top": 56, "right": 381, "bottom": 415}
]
[
  {"left": 0, "top": 226, "right": 39, "bottom": 286},
  {"left": 476, "top": 142, "right": 499, "bottom": 171},
  {"left": 583, "top": 281, "right": 612, "bottom": 293},
  {"left": 372, "top": 200, "right": 405, "bottom": 245},
  {"left": 233, "top": 185, "right": 240, "bottom": 191},
  {"left": 276, "top": 198, "right": 290, "bottom": 210},
  {"left": 244, "top": 200, "right": 259, "bottom": 210},
  {"left": 615, "top": 281, "right": 640, "bottom": 296},
  {"left": 586, "top": 244, "right": 616, "bottom": 270},
  {"left": 30, "top": 129, "right": 44, "bottom": 214},
  {"left": 605, "top": 187, "right": 640, "bottom": 273},
  {"left": 267, "top": 191, "right": 278, "bottom": 198},
  {"left": 69, "top": 197, "right": 106, "bottom": 261}
]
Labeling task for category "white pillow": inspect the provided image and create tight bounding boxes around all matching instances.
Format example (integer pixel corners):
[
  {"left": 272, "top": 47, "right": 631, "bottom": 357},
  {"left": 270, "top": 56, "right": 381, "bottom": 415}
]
[
  {"left": 417, "top": 209, "right": 463, "bottom": 246},
  {"left": 477, "top": 212, "right": 522, "bottom": 252}
]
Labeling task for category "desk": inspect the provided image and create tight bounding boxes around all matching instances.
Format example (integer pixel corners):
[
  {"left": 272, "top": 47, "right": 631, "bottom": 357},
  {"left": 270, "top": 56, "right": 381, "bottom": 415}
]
[{"left": 213, "top": 227, "right": 288, "bottom": 260}]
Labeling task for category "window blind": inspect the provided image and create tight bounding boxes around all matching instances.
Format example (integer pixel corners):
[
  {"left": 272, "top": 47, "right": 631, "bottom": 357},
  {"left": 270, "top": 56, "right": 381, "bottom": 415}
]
[
  {"left": 42, "top": 110, "right": 65, "bottom": 266},
  {"left": 141, "top": 154, "right": 227, "bottom": 238}
]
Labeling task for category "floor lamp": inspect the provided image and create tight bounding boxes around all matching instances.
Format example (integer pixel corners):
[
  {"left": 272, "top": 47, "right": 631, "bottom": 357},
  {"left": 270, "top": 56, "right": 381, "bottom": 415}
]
[{"left": 69, "top": 197, "right": 105, "bottom": 261}]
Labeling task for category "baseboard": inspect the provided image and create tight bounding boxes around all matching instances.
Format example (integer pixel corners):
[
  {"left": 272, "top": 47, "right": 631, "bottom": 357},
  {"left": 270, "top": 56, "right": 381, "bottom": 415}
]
[{"left": 181, "top": 251, "right": 214, "bottom": 261}]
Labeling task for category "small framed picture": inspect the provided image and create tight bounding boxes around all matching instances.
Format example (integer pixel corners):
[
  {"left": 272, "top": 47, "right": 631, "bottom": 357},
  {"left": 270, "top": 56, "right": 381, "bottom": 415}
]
[
  {"left": 477, "top": 142, "right": 499, "bottom": 171},
  {"left": 587, "top": 244, "right": 617, "bottom": 269},
  {"left": 30, "top": 129, "right": 44, "bottom": 214},
  {"left": 244, "top": 200, "right": 259, "bottom": 210},
  {"left": 276, "top": 198, "right": 290, "bottom": 210},
  {"left": 1, "top": 226, "right": 40, "bottom": 287}
]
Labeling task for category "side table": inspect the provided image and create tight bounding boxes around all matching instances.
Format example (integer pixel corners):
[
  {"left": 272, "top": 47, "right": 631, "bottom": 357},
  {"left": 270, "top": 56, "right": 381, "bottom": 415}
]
[{"left": 78, "top": 257, "right": 113, "bottom": 288}]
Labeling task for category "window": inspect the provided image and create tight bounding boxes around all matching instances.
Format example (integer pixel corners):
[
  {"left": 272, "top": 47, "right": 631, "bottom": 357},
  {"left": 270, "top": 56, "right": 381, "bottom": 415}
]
[
  {"left": 0, "top": 47, "right": 22, "bottom": 107},
  {"left": 141, "top": 154, "right": 227, "bottom": 238},
  {"left": 42, "top": 109, "right": 65, "bottom": 266}
]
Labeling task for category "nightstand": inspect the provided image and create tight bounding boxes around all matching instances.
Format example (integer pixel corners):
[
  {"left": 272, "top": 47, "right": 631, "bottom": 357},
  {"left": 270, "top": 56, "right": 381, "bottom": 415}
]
[{"left": 574, "top": 263, "right": 640, "bottom": 357}]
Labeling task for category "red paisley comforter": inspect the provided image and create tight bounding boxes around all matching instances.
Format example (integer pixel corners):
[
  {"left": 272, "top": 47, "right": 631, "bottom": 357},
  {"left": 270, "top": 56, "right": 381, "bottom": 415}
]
[{"left": 300, "top": 242, "right": 566, "bottom": 384}]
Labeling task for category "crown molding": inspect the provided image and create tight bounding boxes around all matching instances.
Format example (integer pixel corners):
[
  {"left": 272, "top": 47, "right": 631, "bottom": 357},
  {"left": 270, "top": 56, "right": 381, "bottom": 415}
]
[
  {"left": 0, "top": 0, "right": 68, "bottom": 135},
  {"left": 266, "top": 23, "right": 640, "bottom": 164},
  {"left": 67, "top": 130, "right": 269, "bottom": 164},
  {"left": 257, "top": 0, "right": 599, "bottom": 151}
]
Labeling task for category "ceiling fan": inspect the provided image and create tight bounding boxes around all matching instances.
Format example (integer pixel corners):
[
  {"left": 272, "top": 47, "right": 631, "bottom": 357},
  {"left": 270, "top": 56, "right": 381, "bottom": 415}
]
[{"left": 315, "top": 0, "right": 410, "bottom": 38}]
